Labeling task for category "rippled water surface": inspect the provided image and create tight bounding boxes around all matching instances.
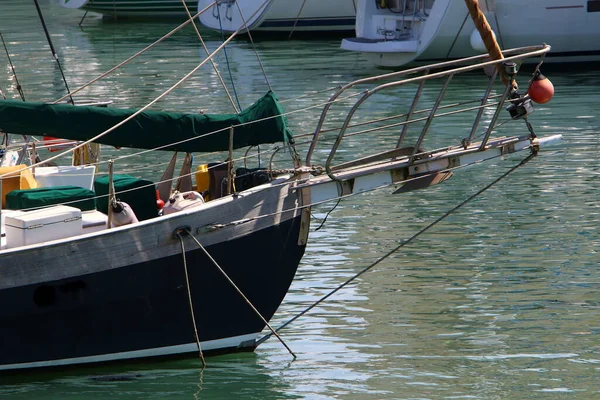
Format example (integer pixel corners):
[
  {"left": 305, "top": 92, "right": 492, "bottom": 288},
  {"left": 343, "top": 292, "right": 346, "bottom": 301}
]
[{"left": 1, "top": 1, "right": 599, "bottom": 399}]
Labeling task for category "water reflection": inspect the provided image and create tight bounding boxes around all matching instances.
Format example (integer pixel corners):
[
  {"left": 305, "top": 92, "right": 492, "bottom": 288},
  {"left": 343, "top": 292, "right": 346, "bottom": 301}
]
[{"left": 0, "top": 355, "right": 306, "bottom": 399}]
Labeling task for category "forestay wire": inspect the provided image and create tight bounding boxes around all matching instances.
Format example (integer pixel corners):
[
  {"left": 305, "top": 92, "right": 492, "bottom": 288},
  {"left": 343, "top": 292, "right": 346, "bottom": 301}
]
[{"left": 257, "top": 149, "right": 539, "bottom": 346}]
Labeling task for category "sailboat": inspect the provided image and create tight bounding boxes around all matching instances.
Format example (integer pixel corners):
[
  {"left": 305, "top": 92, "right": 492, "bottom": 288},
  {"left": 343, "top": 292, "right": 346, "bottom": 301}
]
[
  {"left": 60, "top": 0, "right": 357, "bottom": 32},
  {"left": 59, "top": 0, "right": 198, "bottom": 19},
  {"left": 0, "top": 2, "right": 561, "bottom": 372},
  {"left": 342, "top": 0, "right": 600, "bottom": 67},
  {"left": 196, "top": 0, "right": 357, "bottom": 34}
]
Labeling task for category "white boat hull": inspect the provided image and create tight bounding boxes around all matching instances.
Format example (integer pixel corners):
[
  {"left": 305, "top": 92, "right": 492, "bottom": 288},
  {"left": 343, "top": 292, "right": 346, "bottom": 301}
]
[
  {"left": 197, "top": 0, "right": 356, "bottom": 33},
  {"left": 343, "top": 0, "right": 600, "bottom": 67},
  {"left": 59, "top": 0, "right": 198, "bottom": 18}
]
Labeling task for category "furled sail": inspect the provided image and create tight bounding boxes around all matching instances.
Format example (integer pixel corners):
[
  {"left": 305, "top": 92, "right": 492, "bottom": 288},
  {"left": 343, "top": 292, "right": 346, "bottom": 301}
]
[{"left": 0, "top": 91, "right": 293, "bottom": 152}]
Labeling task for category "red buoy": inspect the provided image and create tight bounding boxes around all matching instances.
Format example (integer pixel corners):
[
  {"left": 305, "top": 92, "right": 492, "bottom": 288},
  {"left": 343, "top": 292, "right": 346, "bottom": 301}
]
[
  {"left": 156, "top": 189, "right": 165, "bottom": 210},
  {"left": 528, "top": 71, "right": 554, "bottom": 104}
]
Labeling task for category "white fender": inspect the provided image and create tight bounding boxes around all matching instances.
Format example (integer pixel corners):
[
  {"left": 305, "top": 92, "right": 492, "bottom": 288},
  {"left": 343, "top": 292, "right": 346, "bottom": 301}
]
[
  {"left": 110, "top": 201, "right": 139, "bottom": 227},
  {"left": 470, "top": 29, "right": 496, "bottom": 53},
  {"left": 163, "top": 191, "right": 205, "bottom": 215}
]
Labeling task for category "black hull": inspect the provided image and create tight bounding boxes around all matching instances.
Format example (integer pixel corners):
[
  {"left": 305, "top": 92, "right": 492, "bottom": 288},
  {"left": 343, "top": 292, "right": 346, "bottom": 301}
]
[{"left": 0, "top": 215, "right": 305, "bottom": 371}]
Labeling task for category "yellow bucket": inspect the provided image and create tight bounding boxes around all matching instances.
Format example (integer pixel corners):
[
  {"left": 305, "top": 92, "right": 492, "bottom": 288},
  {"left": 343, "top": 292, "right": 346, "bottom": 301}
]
[{"left": 195, "top": 164, "right": 210, "bottom": 195}]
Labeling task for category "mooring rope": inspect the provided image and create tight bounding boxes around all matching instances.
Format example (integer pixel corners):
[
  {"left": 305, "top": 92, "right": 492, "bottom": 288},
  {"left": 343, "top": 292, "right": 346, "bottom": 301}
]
[
  {"left": 257, "top": 149, "right": 538, "bottom": 346},
  {"left": 181, "top": 228, "right": 296, "bottom": 359},
  {"left": 176, "top": 231, "right": 207, "bottom": 367}
]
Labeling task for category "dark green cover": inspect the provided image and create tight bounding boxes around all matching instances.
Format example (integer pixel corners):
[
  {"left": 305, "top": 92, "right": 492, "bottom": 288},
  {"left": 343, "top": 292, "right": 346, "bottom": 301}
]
[
  {"left": 94, "top": 175, "right": 157, "bottom": 221},
  {"left": 5, "top": 186, "right": 96, "bottom": 211},
  {"left": 0, "top": 92, "right": 293, "bottom": 152}
]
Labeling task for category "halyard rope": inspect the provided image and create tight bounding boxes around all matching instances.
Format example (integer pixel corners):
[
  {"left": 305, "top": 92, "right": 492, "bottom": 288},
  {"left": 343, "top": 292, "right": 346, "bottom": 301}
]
[{"left": 257, "top": 150, "right": 538, "bottom": 346}]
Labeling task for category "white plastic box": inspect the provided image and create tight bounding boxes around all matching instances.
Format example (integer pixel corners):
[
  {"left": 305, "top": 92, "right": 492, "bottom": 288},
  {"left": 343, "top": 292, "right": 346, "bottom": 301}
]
[
  {"left": 82, "top": 210, "right": 108, "bottom": 233},
  {"left": 4, "top": 205, "right": 82, "bottom": 248},
  {"left": 34, "top": 165, "right": 96, "bottom": 190},
  {"left": 0, "top": 209, "right": 19, "bottom": 249}
]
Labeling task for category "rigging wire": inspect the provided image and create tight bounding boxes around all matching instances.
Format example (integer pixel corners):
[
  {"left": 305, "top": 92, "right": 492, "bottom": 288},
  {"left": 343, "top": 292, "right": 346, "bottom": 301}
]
[
  {"left": 0, "top": 32, "right": 25, "bottom": 101},
  {"left": 288, "top": 0, "right": 308, "bottom": 39},
  {"left": 78, "top": 10, "right": 89, "bottom": 26},
  {"left": 257, "top": 149, "right": 539, "bottom": 346},
  {"left": 33, "top": 0, "right": 74, "bottom": 104},
  {"left": 194, "top": 140, "right": 540, "bottom": 235},
  {"left": 232, "top": 0, "right": 273, "bottom": 92},
  {"left": 278, "top": 85, "right": 342, "bottom": 103},
  {"left": 445, "top": 12, "right": 469, "bottom": 60},
  {"left": 215, "top": 4, "right": 242, "bottom": 112},
  {"left": 312, "top": 182, "right": 342, "bottom": 232},
  {"left": 181, "top": 0, "right": 241, "bottom": 113},
  {"left": 212, "top": 2, "right": 251, "bottom": 163},
  {"left": 21, "top": 24, "right": 255, "bottom": 172},
  {"left": 52, "top": 7, "right": 208, "bottom": 104},
  {"left": 5, "top": 69, "right": 517, "bottom": 194}
]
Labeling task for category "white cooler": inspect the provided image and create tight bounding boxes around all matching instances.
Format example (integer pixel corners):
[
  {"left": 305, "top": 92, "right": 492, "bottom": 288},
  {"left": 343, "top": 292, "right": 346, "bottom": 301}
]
[{"left": 4, "top": 205, "right": 82, "bottom": 248}]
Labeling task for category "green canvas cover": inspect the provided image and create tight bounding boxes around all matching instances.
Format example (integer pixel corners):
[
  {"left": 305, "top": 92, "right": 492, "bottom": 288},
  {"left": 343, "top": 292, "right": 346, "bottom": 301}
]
[
  {"left": 94, "top": 175, "right": 157, "bottom": 221},
  {"left": 5, "top": 186, "right": 96, "bottom": 211},
  {"left": 0, "top": 92, "right": 294, "bottom": 152}
]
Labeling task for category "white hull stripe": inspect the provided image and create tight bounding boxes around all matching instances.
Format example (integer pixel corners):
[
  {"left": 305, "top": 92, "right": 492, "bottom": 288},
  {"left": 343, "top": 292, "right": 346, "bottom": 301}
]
[{"left": 0, "top": 333, "right": 259, "bottom": 371}]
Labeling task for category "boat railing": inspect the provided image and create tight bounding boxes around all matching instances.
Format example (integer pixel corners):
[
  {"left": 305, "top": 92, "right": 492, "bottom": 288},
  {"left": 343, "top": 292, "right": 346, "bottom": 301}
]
[{"left": 304, "top": 44, "right": 551, "bottom": 180}]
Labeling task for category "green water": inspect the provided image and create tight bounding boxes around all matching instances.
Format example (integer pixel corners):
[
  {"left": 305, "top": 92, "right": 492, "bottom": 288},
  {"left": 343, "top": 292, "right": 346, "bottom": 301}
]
[{"left": 1, "top": 1, "right": 599, "bottom": 398}]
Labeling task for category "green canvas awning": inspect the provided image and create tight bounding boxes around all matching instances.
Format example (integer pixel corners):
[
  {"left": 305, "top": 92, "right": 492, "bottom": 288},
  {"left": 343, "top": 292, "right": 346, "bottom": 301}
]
[{"left": 0, "top": 91, "right": 293, "bottom": 152}]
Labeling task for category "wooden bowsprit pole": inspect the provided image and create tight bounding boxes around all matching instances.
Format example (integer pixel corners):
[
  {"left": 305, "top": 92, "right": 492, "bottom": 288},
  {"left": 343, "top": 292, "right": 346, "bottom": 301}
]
[{"left": 464, "top": 0, "right": 512, "bottom": 87}]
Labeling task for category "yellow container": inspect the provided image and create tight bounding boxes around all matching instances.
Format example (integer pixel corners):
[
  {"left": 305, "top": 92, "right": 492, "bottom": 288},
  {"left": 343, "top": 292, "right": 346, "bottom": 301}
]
[
  {"left": 195, "top": 164, "right": 210, "bottom": 195},
  {"left": 0, "top": 165, "right": 38, "bottom": 208}
]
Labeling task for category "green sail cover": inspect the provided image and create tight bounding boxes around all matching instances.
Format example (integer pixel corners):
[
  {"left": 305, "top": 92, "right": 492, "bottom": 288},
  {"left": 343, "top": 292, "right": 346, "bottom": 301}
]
[{"left": 0, "top": 91, "right": 293, "bottom": 152}]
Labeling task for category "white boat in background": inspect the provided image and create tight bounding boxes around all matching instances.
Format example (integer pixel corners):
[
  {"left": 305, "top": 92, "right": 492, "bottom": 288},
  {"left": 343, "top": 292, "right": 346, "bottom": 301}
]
[
  {"left": 59, "top": 0, "right": 197, "bottom": 18},
  {"left": 197, "top": 0, "right": 357, "bottom": 34},
  {"left": 342, "top": 0, "right": 600, "bottom": 67}
]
